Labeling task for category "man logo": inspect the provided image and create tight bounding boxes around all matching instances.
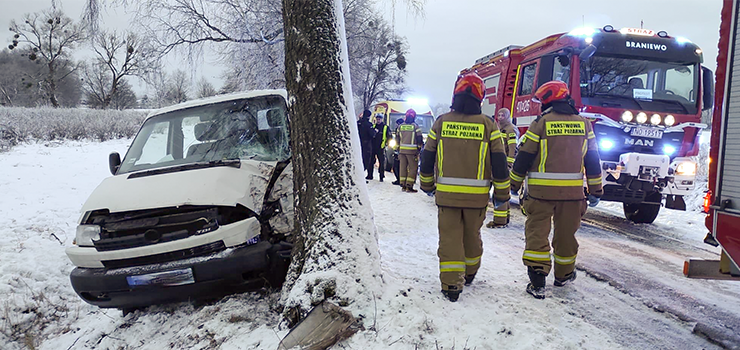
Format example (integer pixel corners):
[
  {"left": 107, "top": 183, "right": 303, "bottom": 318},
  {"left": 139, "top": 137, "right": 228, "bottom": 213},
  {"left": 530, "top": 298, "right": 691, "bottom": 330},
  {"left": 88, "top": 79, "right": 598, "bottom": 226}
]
[{"left": 625, "top": 138, "right": 654, "bottom": 147}]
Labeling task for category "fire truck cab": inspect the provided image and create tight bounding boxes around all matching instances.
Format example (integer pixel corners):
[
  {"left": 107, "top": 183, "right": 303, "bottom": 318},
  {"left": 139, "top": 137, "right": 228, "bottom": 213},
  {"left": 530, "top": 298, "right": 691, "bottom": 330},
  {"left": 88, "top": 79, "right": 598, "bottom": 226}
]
[{"left": 462, "top": 26, "right": 713, "bottom": 224}]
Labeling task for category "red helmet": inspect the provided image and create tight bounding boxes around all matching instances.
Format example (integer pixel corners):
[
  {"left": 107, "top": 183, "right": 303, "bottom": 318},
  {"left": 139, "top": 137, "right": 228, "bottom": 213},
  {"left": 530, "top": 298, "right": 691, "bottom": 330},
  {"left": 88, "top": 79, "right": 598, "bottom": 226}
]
[
  {"left": 405, "top": 109, "right": 416, "bottom": 118},
  {"left": 454, "top": 73, "right": 486, "bottom": 102},
  {"left": 533, "top": 81, "right": 570, "bottom": 105}
]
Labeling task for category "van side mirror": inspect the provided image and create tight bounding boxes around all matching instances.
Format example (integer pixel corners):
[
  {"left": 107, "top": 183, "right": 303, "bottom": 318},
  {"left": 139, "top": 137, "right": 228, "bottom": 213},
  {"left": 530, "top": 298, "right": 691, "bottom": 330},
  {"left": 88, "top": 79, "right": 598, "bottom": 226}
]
[
  {"left": 702, "top": 66, "right": 714, "bottom": 111},
  {"left": 579, "top": 45, "right": 597, "bottom": 62},
  {"left": 109, "top": 152, "right": 121, "bottom": 175}
]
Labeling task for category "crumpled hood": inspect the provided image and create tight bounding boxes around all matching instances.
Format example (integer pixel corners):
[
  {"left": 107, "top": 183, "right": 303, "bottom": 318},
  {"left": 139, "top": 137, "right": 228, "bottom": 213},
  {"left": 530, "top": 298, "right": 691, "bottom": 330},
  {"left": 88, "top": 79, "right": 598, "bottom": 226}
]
[{"left": 80, "top": 161, "right": 276, "bottom": 219}]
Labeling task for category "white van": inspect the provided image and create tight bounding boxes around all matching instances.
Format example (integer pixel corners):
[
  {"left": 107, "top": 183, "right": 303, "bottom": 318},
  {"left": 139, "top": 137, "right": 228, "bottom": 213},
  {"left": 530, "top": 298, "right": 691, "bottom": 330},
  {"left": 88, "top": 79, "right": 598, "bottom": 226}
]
[{"left": 66, "top": 90, "right": 294, "bottom": 311}]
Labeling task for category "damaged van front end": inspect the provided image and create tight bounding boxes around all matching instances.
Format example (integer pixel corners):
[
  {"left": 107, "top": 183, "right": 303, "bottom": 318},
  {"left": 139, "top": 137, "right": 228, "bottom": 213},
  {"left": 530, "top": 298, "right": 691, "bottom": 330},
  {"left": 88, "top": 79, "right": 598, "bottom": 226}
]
[{"left": 65, "top": 90, "right": 294, "bottom": 311}]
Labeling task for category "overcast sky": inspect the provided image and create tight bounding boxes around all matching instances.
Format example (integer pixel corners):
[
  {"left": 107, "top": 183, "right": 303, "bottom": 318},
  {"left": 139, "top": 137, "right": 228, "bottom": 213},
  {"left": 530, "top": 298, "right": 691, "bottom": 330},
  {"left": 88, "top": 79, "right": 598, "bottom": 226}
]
[{"left": 2, "top": 0, "right": 723, "bottom": 106}]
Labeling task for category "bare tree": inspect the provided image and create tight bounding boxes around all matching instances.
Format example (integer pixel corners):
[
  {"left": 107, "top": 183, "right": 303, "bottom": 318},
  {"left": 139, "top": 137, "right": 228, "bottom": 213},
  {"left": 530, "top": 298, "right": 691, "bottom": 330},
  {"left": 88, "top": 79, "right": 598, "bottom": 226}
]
[
  {"left": 108, "top": 79, "right": 138, "bottom": 109},
  {"left": 351, "top": 20, "right": 408, "bottom": 111},
  {"left": 8, "top": 8, "right": 85, "bottom": 107},
  {"left": 133, "top": 0, "right": 283, "bottom": 58},
  {"left": 86, "top": 31, "right": 156, "bottom": 109},
  {"left": 195, "top": 77, "right": 218, "bottom": 98},
  {"left": 143, "top": 68, "right": 170, "bottom": 108},
  {"left": 82, "top": 62, "right": 138, "bottom": 110},
  {"left": 165, "top": 69, "right": 191, "bottom": 104},
  {"left": 0, "top": 48, "right": 82, "bottom": 107}
]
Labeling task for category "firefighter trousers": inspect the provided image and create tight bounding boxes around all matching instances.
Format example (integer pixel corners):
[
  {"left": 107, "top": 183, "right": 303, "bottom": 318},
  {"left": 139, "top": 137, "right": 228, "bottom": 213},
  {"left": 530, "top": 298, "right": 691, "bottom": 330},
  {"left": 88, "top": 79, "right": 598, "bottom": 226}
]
[
  {"left": 492, "top": 201, "right": 510, "bottom": 226},
  {"left": 437, "top": 206, "right": 486, "bottom": 291},
  {"left": 521, "top": 197, "right": 587, "bottom": 279},
  {"left": 399, "top": 153, "right": 418, "bottom": 188}
]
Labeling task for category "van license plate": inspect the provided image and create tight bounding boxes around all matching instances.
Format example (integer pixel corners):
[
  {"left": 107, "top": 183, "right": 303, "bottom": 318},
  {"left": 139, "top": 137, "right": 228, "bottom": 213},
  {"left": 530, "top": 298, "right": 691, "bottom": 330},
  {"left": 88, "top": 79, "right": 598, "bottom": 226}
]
[
  {"left": 630, "top": 128, "right": 663, "bottom": 139},
  {"left": 127, "top": 268, "right": 195, "bottom": 287}
]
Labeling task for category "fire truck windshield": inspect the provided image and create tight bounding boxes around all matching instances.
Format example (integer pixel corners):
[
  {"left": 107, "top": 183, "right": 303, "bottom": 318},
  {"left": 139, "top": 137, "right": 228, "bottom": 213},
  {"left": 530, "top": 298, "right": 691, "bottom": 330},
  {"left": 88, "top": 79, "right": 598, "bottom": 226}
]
[{"left": 579, "top": 55, "right": 699, "bottom": 115}]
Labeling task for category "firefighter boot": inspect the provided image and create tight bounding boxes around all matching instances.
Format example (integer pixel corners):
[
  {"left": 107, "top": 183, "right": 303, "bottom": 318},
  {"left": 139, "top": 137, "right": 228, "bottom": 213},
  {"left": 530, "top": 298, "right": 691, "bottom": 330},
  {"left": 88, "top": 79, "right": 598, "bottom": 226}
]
[
  {"left": 486, "top": 220, "right": 508, "bottom": 229},
  {"left": 554, "top": 270, "right": 577, "bottom": 287},
  {"left": 442, "top": 285, "right": 461, "bottom": 302},
  {"left": 526, "top": 267, "right": 547, "bottom": 299},
  {"left": 464, "top": 273, "right": 476, "bottom": 286},
  {"left": 406, "top": 184, "right": 418, "bottom": 193}
]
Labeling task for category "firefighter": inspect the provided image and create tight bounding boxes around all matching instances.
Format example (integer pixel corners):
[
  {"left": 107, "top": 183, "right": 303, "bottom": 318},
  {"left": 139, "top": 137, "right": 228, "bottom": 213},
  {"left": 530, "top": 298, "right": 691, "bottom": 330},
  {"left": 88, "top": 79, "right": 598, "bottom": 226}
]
[
  {"left": 420, "top": 73, "right": 510, "bottom": 302},
  {"left": 509, "top": 81, "right": 603, "bottom": 299},
  {"left": 487, "top": 107, "right": 519, "bottom": 228},
  {"left": 392, "top": 118, "right": 404, "bottom": 186},
  {"left": 371, "top": 113, "right": 392, "bottom": 181},
  {"left": 398, "top": 109, "right": 423, "bottom": 192}
]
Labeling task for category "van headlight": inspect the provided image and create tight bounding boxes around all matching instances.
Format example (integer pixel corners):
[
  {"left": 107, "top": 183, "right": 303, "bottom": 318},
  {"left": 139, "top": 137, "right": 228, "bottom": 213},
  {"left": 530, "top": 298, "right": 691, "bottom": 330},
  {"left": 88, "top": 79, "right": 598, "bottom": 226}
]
[
  {"left": 74, "top": 225, "right": 100, "bottom": 247},
  {"left": 388, "top": 139, "right": 397, "bottom": 149},
  {"left": 676, "top": 162, "right": 697, "bottom": 176}
]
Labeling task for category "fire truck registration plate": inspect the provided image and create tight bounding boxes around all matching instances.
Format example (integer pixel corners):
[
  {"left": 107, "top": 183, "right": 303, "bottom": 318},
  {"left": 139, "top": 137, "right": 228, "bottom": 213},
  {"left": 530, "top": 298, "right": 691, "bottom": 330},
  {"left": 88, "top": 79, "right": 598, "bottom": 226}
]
[
  {"left": 630, "top": 127, "right": 663, "bottom": 139},
  {"left": 126, "top": 268, "right": 195, "bottom": 287}
]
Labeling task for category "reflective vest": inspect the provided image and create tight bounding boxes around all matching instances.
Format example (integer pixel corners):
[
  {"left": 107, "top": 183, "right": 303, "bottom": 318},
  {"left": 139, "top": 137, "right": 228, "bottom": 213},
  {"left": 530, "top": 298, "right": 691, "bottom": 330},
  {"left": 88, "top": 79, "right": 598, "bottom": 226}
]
[{"left": 378, "top": 124, "right": 388, "bottom": 148}]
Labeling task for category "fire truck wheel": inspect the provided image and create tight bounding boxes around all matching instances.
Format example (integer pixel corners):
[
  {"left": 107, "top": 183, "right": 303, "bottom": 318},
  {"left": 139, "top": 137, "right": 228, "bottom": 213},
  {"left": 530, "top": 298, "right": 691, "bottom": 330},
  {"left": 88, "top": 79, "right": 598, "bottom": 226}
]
[{"left": 623, "top": 202, "right": 661, "bottom": 224}]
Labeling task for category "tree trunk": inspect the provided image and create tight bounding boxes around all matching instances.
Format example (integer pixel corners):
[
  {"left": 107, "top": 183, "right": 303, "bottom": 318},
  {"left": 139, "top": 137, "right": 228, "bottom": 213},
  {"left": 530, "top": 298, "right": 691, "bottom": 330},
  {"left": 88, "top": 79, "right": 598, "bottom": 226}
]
[
  {"left": 280, "top": 0, "right": 383, "bottom": 327},
  {"left": 47, "top": 63, "right": 59, "bottom": 108}
]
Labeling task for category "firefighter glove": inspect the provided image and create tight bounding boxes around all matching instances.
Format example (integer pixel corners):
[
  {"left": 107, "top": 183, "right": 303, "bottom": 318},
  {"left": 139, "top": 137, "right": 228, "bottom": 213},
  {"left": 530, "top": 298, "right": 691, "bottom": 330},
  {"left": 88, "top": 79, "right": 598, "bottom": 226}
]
[{"left": 587, "top": 194, "right": 600, "bottom": 207}]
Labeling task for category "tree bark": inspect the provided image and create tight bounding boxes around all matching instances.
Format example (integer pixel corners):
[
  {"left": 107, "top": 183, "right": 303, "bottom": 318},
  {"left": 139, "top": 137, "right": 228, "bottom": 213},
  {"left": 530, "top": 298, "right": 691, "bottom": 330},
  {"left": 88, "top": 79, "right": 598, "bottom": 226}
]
[{"left": 280, "top": 0, "right": 382, "bottom": 327}]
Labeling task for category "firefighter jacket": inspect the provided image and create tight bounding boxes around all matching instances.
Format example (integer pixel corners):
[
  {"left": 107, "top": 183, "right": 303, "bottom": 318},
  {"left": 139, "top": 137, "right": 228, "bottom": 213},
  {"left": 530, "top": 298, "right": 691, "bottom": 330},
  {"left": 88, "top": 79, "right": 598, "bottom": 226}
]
[
  {"left": 419, "top": 111, "right": 511, "bottom": 208},
  {"left": 510, "top": 109, "right": 603, "bottom": 201},
  {"left": 498, "top": 118, "right": 518, "bottom": 167},
  {"left": 397, "top": 122, "right": 423, "bottom": 155},
  {"left": 373, "top": 122, "right": 391, "bottom": 149}
]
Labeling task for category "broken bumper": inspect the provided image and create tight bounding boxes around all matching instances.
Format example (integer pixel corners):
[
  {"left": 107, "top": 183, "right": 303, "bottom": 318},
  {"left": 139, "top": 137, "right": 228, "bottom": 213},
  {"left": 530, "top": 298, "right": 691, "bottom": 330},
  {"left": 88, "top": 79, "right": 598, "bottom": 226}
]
[{"left": 69, "top": 241, "right": 272, "bottom": 309}]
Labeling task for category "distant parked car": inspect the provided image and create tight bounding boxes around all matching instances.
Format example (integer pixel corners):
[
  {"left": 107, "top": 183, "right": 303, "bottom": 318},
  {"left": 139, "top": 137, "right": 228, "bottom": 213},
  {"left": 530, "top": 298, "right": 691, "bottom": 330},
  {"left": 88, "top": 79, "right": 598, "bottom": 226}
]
[{"left": 65, "top": 90, "right": 294, "bottom": 312}]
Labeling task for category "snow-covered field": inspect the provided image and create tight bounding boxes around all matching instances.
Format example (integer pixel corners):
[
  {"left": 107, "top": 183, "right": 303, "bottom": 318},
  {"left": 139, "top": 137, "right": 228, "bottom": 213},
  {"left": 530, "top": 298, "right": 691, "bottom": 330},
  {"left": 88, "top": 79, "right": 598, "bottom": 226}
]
[{"left": 0, "top": 140, "right": 736, "bottom": 350}]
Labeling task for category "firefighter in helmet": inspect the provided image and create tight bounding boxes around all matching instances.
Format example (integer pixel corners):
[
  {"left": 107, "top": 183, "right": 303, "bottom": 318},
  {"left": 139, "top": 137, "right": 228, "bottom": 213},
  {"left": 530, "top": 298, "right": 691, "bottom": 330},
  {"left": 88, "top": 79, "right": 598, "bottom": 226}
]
[
  {"left": 487, "top": 107, "right": 519, "bottom": 228},
  {"left": 420, "top": 73, "right": 510, "bottom": 302},
  {"left": 509, "top": 81, "right": 603, "bottom": 299},
  {"left": 398, "top": 109, "right": 423, "bottom": 192}
]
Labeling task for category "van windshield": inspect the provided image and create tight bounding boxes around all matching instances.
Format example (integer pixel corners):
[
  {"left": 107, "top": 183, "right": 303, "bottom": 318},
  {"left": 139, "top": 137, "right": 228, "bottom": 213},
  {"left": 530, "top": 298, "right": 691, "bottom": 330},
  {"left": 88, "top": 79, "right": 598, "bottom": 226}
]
[
  {"left": 389, "top": 113, "right": 435, "bottom": 134},
  {"left": 118, "top": 96, "right": 290, "bottom": 174}
]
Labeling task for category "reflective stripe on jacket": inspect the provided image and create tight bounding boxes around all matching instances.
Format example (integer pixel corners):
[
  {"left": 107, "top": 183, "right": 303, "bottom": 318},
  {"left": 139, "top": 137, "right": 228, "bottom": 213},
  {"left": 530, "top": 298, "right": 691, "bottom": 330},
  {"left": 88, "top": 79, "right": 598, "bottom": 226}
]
[
  {"left": 419, "top": 111, "right": 510, "bottom": 208},
  {"left": 510, "top": 110, "right": 603, "bottom": 200}
]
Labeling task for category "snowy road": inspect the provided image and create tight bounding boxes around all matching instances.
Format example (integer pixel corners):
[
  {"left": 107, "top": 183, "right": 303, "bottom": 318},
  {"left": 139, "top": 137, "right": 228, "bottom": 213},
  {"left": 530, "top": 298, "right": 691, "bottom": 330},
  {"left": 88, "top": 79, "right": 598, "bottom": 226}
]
[
  {"left": 368, "top": 177, "right": 739, "bottom": 350},
  {"left": 1, "top": 140, "right": 739, "bottom": 350}
]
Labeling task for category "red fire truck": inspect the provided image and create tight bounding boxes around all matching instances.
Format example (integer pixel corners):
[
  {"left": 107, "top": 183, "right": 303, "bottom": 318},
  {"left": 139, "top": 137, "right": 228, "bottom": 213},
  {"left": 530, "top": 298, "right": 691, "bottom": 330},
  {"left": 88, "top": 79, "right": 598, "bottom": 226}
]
[
  {"left": 461, "top": 25, "right": 713, "bottom": 224},
  {"left": 687, "top": 0, "right": 740, "bottom": 279}
]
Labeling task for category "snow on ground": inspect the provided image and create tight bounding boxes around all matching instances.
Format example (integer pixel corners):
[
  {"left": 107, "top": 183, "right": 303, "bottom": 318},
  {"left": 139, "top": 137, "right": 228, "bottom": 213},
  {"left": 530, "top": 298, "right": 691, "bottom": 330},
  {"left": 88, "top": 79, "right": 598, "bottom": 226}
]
[{"left": 0, "top": 140, "right": 729, "bottom": 350}]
